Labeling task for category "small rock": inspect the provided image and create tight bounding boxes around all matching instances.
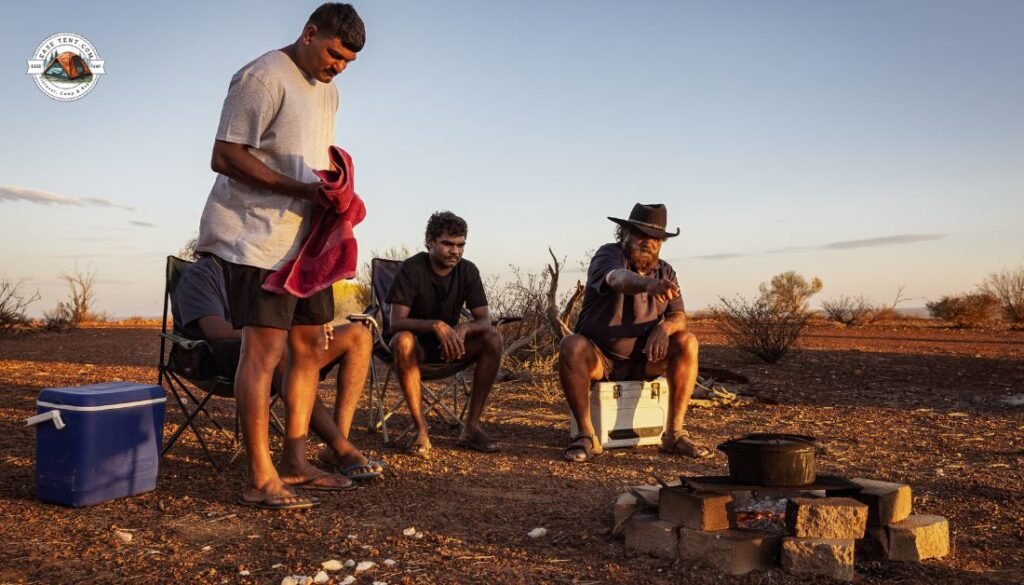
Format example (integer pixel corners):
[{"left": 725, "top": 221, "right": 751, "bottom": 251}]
[
  {"left": 347, "top": 534, "right": 358, "bottom": 539},
  {"left": 321, "top": 559, "right": 343, "bottom": 572},
  {"left": 280, "top": 577, "right": 298, "bottom": 585},
  {"left": 383, "top": 559, "right": 397, "bottom": 567},
  {"left": 355, "top": 560, "right": 376, "bottom": 573},
  {"left": 313, "top": 571, "right": 329, "bottom": 584},
  {"left": 201, "top": 545, "right": 212, "bottom": 551},
  {"left": 372, "top": 582, "right": 388, "bottom": 585},
  {"left": 114, "top": 530, "right": 133, "bottom": 544},
  {"left": 272, "top": 563, "right": 284, "bottom": 569},
  {"left": 402, "top": 527, "right": 417, "bottom": 537},
  {"left": 528, "top": 527, "right": 547, "bottom": 539},
  {"left": 239, "top": 570, "right": 250, "bottom": 577},
  {"left": 414, "top": 531, "right": 424, "bottom": 539},
  {"left": 339, "top": 577, "right": 356, "bottom": 585},
  {"left": 344, "top": 559, "right": 355, "bottom": 568}
]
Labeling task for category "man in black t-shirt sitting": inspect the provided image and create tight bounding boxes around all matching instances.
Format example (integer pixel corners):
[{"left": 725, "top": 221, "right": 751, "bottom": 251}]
[
  {"left": 387, "top": 211, "right": 503, "bottom": 458},
  {"left": 559, "top": 203, "right": 709, "bottom": 462}
]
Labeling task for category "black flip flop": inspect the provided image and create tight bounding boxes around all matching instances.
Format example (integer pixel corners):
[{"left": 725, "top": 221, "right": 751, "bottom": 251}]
[{"left": 237, "top": 493, "right": 320, "bottom": 510}]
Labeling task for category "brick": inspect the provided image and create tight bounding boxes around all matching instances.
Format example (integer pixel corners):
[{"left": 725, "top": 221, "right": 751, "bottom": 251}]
[
  {"left": 679, "top": 528, "right": 781, "bottom": 576},
  {"left": 887, "top": 515, "right": 949, "bottom": 561},
  {"left": 659, "top": 488, "right": 732, "bottom": 532},
  {"left": 785, "top": 497, "right": 868, "bottom": 539},
  {"left": 851, "top": 478, "right": 912, "bottom": 526},
  {"left": 624, "top": 514, "right": 678, "bottom": 559},
  {"left": 612, "top": 492, "right": 639, "bottom": 536},
  {"left": 781, "top": 537, "right": 855, "bottom": 581},
  {"left": 856, "top": 527, "right": 889, "bottom": 560},
  {"left": 631, "top": 485, "right": 661, "bottom": 509}
]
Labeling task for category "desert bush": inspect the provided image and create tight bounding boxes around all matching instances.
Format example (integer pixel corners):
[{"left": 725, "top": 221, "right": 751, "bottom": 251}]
[
  {"left": 821, "top": 295, "right": 873, "bottom": 326},
  {"left": 758, "top": 271, "right": 822, "bottom": 314},
  {"left": 59, "top": 266, "right": 102, "bottom": 324},
  {"left": 980, "top": 266, "right": 1024, "bottom": 323},
  {"left": 712, "top": 294, "right": 812, "bottom": 363},
  {"left": 42, "top": 302, "right": 76, "bottom": 332},
  {"left": 353, "top": 244, "right": 415, "bottom": 310},
  {"left": 926, "top": 293, "right": 1000, "bottom": 327},
  {"left": 0, "top": 277, "right": 40, "bottom": 334}
]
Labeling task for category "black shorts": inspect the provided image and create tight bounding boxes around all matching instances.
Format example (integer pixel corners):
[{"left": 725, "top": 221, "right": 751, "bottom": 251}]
[
  {"left": 588, "top": 338, "right": 665, "bottom": 382},
  {"left": 215, "top": 256, "right": 334, "bottom": 330}
]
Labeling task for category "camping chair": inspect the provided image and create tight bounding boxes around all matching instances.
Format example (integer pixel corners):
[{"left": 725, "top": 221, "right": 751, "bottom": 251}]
[
  {"left": 356, "top": 258, "right": 520, "bottom": 444},
  {"left": 157, "top": 255, "right": 284, "bottom": 470}
]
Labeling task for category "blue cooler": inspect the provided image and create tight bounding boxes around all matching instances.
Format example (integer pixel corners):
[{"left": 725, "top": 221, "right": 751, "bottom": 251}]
[{"left": 27, "top": 382, "right": 166, "bottom": 507}]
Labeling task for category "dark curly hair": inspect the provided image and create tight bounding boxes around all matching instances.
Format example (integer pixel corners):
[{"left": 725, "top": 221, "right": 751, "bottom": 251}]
[
  {"left": 307, "top": 3, "right": 366, "bottom": 52},
  {"left": 425, "top": 211, "right": 468, "bottom": 245},
  {"left": 614, "top": 224, "right": 629, "bottom": 244}
]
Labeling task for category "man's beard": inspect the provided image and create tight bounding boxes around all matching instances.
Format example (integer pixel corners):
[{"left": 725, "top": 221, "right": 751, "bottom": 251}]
[{"left": 626, "top": 241, "right": 659, "bottom": 274}]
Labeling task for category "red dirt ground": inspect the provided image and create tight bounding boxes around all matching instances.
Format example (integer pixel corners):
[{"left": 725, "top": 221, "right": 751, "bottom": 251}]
[{"left": 1, "top": 321, "right": 1022, "bottom": 584}]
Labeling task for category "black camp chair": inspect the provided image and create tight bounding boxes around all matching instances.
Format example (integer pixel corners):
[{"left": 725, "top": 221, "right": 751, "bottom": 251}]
[
  {"left": 157, "top": 255, "right": 284, "bottom": 470},
  {"left": 357, "top": 258, "right": 520, "bottom": 444}
]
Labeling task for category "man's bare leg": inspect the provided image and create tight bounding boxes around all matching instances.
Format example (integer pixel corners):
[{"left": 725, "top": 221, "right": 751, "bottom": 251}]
[
  {"left": 390, "top": 331, "right": 431, "bottom": 454},
  {"left": 278, "top": 324, "right": 351, "bottom": 489},
  {"left": 558, "top": 334, "right": 605, "bottom": 461},
  {"left": 236, "top": 326, "right": 310, "bottom": 506},
  {"left": 312, "top": 324, "right": 377, "bottom": 473},
  {"left": 654, "top": 331, "right": 708, "bottom": 458},
  {"left": 459, "top": 329, "right": 502, "bottom": 439}
]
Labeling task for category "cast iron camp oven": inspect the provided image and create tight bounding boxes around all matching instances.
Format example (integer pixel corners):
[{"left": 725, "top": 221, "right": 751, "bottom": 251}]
[{"left": 717, "top": 433, "right": 819, "bottom": 487}]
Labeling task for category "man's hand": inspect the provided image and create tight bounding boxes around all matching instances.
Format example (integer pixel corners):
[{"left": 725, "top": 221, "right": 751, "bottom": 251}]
[
  {"left": 304, "top": 182, "right": 330, "bottom": 208},
  {"left": 645, "top": 278, "right": 680, "bottom": 304},
  {"left": 643, "top": 323, "right": 671, "bottom": 363},
  {"left": 433, "top": 321, "right": 466, "bottom": 362}
]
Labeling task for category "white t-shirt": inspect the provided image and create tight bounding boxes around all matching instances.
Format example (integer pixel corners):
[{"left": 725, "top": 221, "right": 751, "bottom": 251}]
[{"left": 197, "top": 50, "right": 338, "bottom": 270}]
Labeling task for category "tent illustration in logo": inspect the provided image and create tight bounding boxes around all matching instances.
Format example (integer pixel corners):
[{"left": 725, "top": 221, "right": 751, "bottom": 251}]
[{"left": 42, "top": 51, "right": 93, "bottom": 82}]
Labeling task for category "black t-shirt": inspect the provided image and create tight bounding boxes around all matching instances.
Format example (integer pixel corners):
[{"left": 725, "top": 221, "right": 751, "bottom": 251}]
[
  {"left": 574, "top": 242, "right": 685, "bottom": 361},
  {"left": 386, "top": 252, "right": 488, "bottom": 344}
]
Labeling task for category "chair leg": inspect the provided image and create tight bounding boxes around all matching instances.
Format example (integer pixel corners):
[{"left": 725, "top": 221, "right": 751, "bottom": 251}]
[{"left": 161, "top": 374, "right": 224, "bottom": 471}]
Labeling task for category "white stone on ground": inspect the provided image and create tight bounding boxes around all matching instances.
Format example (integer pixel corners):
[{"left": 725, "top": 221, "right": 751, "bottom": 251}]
[
  {"left": 339, "top": 577, "right": 355, "bottom": 585},
  {"left": 528, "top": 527, "right": 547, "bottom": 539},
  {"left": 383, "top": 559, "right": 397, "bottom": 567},
  {"left": 239, "top": 570, "right": 250, "bottom": 576},
  {"left": 402, "top": 527, "right": 417, "bottom": 536},
  {"left": 344, "top": 559, "right": 355, "bottom": 568},
  {"left": 355, "top": 561, "right": 376, "bottom": 573},
  {"left": 114, "top": 530, "right": 133, "bottom": 544},
  {"left": 321, "top": 559, "right": 343, "bottom": 571},
  {"left": 313, "top": 571, "right": 329, "bottom": 584}
]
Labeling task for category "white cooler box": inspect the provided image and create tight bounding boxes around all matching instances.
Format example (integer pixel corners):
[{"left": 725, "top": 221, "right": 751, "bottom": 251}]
[{"left": 569, "top": 377, "right": 669, "bottom": 449}]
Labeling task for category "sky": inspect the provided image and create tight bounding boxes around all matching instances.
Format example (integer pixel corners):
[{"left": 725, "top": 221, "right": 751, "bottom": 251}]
[{"left": 1, "top": 0, "right": 1022, "bottom": 318}]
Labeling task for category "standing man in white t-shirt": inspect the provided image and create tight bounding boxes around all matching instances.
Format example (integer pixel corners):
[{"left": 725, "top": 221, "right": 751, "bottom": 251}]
[{"left": 196, "top": 3, "right": 365, "bottom": 510}]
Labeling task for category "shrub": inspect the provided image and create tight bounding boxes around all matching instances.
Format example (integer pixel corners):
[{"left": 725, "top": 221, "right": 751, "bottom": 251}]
[
  {"left": 980, "top": 267, "right": 1024, "bottom": 323},
  {"left": 0, "top": 277, "right": 40, "bottom": 334},
  {"left": 42, "top": 302, "right": 76, "bottom": 332},
  {"left": 712, "top": 294, "right": 812, "bottom": 363},
  {"left": 926, "top": 293, "right": 1000, "bottom": 327},
  {"left": 821, "top": 295, "right": 873, "bottom": 326},
  {"left": 758, "top": 271, "right": 823, "bottom": 314}
]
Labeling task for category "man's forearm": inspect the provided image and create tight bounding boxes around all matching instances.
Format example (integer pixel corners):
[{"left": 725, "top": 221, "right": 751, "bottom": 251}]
[
  {"left": 606, "top": 269, "right": 653, "bottom": 294},
  {"left": 390, "top": 317, "right": 444, "bottom": 336},
  {"left": 212, "top": 142, "right": 315, "bottom": 201}
]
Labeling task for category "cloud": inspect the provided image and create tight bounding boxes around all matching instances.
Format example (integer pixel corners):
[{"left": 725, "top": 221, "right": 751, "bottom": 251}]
[
  {"left": 820, "top": 234, "right": 946, "bottom": 250},
  {"left": 130, "top": 220, "right": 158, "bottom": 228},
  {"left": 768, "top": 233, "right": 946, "bottom": 254},
  {"left": 693, "top": 253, "right": 748, "bottom": 260},
  {"left": 0, "top": 185, "right": 134, "bottom": 210}
]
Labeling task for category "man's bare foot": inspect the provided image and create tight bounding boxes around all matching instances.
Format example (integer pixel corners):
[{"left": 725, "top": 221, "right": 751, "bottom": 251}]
[{"left": 405, "top": 434, "right": 432, "bottom": 459}]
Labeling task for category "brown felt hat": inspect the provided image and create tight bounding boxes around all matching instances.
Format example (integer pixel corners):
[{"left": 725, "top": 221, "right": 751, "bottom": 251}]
[{"left": 608, "top": 203, "right": 680, "bottom": 239}]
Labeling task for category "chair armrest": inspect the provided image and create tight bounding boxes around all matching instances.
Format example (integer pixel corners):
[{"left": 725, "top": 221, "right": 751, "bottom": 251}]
[
  {"left": 160, "top": 331, "right": 211, "bottom": 351},
  {"left": 347, "top": 305, "right": 381, "bottom": 332}
]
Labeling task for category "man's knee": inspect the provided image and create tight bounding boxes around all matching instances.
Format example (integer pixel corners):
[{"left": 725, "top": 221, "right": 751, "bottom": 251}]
[
  {"left": 669, "top": 331, "right": 698, "bottom": 358},
  {"left": 337, "top": 323, "right": 372, "bottom": 351},
  {"left": 559, "top": 334, "right": 591, "bottom": 367},
  {"left": 480, "top": 329, "right": 503, "bottom": 356},
  {"left": 390, "top": 331, "right": 417, "bottom": 362}
]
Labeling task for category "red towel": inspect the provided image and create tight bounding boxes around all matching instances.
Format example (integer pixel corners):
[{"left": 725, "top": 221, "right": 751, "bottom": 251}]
[{"left": 262, "top": 146, "right": 366, "bottom": 298}]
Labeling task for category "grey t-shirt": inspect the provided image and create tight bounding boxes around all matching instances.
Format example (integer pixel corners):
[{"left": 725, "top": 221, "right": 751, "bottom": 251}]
[
  {"left": 574, "top": 243, "right": 686, "bottom": 361},
  {"left": 196, "top": 50, "right": 339, "bottom": 270},
  {"left": 171, "top": 257, "right": 230, "bottom": 340}
]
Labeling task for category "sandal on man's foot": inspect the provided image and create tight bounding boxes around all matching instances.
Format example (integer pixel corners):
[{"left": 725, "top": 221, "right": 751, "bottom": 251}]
[
  {"left": 339, "top": 459, "right": 385, "bottom": 480},
  {"left": 238, "top": 492, "right": 319, "bottom": 510},
  {"left": 660, "top": 429, "right": 712, "bottom": 459},
  {"left": 456, "top": 429, "right": 501, "bottom": 453},
  {"left": 564, "top": 434, "right": 603, "bottom": 463},
  {"left": 285, "top": 473, "right": 357, "bottom": 492},
  {"left": 405, "top": 438, "right": 432, "bottom": 459}
]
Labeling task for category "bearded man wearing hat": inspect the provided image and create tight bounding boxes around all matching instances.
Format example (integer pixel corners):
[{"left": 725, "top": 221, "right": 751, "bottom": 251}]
[{"left": 559, "top": 203, "right": 709, "bottom": 462}]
